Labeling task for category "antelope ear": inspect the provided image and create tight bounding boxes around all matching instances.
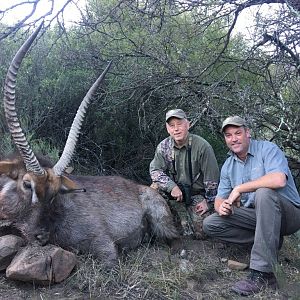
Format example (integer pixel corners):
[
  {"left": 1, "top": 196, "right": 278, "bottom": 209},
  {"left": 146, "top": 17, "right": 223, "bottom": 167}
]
[
  {"left": 0, "top": 161, "right": 15, "bottom": 173},
  {"left": 0, "top": 161, "right": 19, "bottom": 179},
  {"left": 61, "top": 175, "right": 78, "bottom": 190},
  {"left": 60, "top": 175, "right": 86, "bottom": 194}
]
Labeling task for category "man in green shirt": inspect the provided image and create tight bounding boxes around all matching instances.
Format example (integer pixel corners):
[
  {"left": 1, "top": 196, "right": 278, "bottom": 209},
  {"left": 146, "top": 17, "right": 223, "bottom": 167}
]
[{"left": 150, "top": 109, "right": 219, "bottom": 239}]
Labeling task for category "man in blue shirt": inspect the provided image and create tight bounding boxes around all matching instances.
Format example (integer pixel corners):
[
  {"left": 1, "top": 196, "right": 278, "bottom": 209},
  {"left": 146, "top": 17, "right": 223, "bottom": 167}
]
[{"left": 203, "top": 116, "right": 300, "bottom": 296}]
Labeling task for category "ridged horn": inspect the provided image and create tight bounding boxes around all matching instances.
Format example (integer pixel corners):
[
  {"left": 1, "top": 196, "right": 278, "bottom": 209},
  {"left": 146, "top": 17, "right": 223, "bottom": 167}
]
[
  {"left": 53, "top": 61, "right": 112, "bottom": 176},
  {"left": 3, "top": 23, "right": 45, "bottom": 176}
]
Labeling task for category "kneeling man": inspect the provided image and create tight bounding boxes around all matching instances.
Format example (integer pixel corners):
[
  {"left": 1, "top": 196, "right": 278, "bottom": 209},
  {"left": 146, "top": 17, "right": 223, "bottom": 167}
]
[{"left": 203, "top": 116, "right": 300, "bottom": 296}]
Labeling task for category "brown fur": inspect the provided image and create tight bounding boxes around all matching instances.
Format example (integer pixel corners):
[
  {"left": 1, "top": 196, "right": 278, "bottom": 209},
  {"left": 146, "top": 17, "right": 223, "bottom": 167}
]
[{"left": 0, "top": 155, "right": 179, "bottom": 266}]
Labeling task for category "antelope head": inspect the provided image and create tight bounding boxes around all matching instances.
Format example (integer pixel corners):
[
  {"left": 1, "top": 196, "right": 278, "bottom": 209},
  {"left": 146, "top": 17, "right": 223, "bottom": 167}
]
[{"left": 1, "top": 23, "right": 111, "bottom": 205}]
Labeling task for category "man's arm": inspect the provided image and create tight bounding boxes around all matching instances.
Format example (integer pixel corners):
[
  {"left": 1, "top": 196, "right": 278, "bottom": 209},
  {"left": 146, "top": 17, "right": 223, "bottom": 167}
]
[
  {"left": 149, "top": 142, "right": 177, "bottom": 193},
  {"left": 195, "top": 180, "right": 219, "bottom": 215},
  {"left": 215, "top": 172, "right": 286, "bottom": 216},
  {"left": 150, "top": 141, "right": 187, "bottom": 201},
  {"left": 204, "top": 180, "right": 218, "bottom": 202},
  {"left": 199, "top": 142, "right": 220, "bottom": 202},
  {"left": 227, "top": 172, "right": 286, "bottom": 205}
]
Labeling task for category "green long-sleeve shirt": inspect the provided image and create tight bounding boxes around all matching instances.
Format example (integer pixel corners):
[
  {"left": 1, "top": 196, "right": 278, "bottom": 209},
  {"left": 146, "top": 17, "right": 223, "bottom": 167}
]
[{"left": 150, "top": 133, "right": 220, "bottom": 201}]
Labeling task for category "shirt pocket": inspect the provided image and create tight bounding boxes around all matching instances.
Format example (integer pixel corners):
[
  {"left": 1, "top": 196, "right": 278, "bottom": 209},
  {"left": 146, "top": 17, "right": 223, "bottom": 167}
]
[{"left": 250, "top": 163, "right": 265, "bottom": 180}]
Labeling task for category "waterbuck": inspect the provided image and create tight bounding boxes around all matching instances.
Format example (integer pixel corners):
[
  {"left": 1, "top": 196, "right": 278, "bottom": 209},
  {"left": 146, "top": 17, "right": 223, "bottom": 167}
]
[{"left": 0, "top": 24, "right": 178, "bottom": 266}]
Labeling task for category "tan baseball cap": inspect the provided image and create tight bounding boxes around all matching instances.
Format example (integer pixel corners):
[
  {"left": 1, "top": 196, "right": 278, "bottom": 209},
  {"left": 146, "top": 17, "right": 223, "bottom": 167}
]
[
  {"left": 221, "top": 116, "right": 247, "bottom": 132},
  {"left": 165, "top": 109, "right": 187, "bottom": 122}
]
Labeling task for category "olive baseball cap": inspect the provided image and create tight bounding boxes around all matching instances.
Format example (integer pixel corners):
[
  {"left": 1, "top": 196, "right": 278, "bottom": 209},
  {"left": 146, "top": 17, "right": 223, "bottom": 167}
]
[
  {"left": 221, "top": 116, "right": 247, "bottom": 132},
  {"left": 165, "top": 109, "right": 187, "bottom": 122}
]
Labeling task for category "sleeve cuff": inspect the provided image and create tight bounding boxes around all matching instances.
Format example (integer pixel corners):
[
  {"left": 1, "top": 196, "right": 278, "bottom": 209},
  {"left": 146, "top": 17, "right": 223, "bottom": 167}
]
[{"left": 166, "top": 181, "right": 177, "bottom": 193}]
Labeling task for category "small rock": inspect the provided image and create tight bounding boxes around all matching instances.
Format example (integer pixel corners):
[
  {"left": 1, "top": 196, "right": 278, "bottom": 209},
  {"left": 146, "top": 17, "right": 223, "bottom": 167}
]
[
  {"left": 0, "top": 235, "right": 25, "bottom": 271},
  {"left": 179, "top": 259, "right": 194, "bottom": 273},
  {"left": 186, "top": 278, "right": 199, "bottom": 290},
  {"left": 6, "top": 244, "right": 77, "bottom": 284},
  {"left": 180, "top": 249, "right": 187, "bottom": 259},
  {"left": 220, "top": 267, "right": 232, "bottom": 274},
  {"left": 228, "top": 259, "right": 248, "bottom": 270}
]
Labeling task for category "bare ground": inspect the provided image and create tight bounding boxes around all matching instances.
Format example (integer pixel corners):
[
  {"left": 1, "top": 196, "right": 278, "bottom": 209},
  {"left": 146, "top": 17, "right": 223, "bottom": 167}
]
[{"left": 0, "top": 234, "right": 299, "bottom": 300}]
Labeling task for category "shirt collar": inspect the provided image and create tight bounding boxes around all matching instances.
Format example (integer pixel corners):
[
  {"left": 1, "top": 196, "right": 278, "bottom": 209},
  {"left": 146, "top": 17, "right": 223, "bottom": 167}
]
[{"left": 171, "top": 133, "right": 190, "bottom": 149}]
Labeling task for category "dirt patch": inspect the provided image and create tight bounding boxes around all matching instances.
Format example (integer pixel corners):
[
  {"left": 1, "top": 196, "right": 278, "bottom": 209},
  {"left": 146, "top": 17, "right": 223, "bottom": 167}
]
[{"left": 0, "top": 235, "right": 299, "bottom": 299}]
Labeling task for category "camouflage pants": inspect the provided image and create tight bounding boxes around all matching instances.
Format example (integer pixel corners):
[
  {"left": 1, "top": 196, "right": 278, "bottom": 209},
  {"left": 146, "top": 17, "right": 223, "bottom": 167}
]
[
  {"left": 149, "top": 183, "right": 210, "bottom": 240},
  {"left": 168, "top": 195, "right": 210, "bottom": 240}
]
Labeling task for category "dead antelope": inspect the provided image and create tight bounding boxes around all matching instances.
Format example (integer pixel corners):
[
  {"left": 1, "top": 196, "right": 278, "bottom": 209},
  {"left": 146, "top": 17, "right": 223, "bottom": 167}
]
[{"left": 0, "top": 24, "right": 178, "bottom": 266}]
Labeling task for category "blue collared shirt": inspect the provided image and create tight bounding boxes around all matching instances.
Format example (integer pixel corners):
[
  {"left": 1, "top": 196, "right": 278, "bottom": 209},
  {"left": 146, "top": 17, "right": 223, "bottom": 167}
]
[{"left": 217, "top": 139, "right": 300, "bottom": 207}]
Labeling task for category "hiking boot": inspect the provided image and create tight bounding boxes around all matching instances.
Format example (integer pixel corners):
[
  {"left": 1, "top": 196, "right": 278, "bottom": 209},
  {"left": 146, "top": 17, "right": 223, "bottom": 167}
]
[{"left": 231, "top": 269, "right": 278, "bottom": 296}]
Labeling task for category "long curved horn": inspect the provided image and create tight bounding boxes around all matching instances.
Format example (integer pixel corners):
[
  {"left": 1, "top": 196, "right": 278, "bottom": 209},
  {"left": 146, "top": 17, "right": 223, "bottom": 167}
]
[
  {"left": 53, "top": 61, "right": 112, "bottom": 176},
  {"left": 4, "top": 23, "right": 45, "bottom": 176}
]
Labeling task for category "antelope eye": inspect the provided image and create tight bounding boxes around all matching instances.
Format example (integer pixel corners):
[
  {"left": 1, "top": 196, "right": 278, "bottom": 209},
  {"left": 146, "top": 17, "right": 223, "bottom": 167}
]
[{"left": 23, "top": 180, "right": 32, "bottom": 189}]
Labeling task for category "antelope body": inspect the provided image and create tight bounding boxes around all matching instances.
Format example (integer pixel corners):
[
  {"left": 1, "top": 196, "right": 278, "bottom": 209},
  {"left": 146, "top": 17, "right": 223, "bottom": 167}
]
[
  {"left": 0, "top": 25, "right": 178, "bottom": 266},
  {"left": 0, "top": 158, "right": 178, "bottom": 266}
]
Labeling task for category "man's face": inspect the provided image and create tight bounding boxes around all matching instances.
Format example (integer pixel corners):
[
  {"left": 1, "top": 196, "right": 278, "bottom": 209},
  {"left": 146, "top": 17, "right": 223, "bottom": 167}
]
[
  {"left": 223, "top": 126, "right": 251, "bottom": 158},
  {"left": 166, "top": 117, "right": 190, "bottom": 145}
]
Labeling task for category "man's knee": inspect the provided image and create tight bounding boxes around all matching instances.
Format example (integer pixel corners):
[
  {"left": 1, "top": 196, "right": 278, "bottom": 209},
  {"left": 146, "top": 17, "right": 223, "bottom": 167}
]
[
  {"left": 203, "top": 214, "right": 214, "bottom": 236},
  {"left": 255, "top": 188, "right": 279, "bottom": 206},
  {"left": 203, "top": 213, "right": 230, "bottom": 238},
  {"left": 255, "top": 187, "right": 274, "bottom": 197}
]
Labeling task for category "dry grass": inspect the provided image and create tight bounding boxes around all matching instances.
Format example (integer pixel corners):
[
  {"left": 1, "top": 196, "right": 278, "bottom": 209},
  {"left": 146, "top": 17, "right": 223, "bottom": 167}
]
[{"left": 1, "top": 235, "right": 300, "bottom": 299}]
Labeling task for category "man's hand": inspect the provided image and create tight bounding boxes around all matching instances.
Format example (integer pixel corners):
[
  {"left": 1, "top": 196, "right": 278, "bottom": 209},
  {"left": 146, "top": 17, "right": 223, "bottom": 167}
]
[
  {"left": 171, "top": 185, "right": 183, "bottom": 202},
  {"left": 227, "top": 187, "right": 241, "bottom": 208},
  {"left": 195, "top": 199, "right": 209, "bottom": 215},
  {"left": 218, "top": 199, "right": 234, "bottom": 216},
  {"left": 216, "top": 188, "right": 241, "bottom": 216}
]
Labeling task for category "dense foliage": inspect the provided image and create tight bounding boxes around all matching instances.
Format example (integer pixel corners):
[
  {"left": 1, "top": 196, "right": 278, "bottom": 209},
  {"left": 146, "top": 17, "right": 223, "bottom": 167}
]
[{"left": 0, "top": 0, "right": 299, "bottom": 186}]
